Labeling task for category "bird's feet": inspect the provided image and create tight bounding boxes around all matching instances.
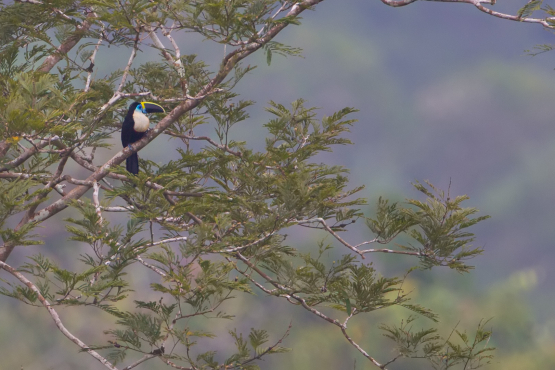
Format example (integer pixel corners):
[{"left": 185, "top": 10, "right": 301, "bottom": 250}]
[{"left": 127, "top": 144, "right": 133, "bottom": 151}]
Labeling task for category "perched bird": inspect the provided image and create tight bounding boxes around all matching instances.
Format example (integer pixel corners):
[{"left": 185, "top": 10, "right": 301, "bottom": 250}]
[{"left": 121, "top": 101, "right": 165, "bottom": 174}]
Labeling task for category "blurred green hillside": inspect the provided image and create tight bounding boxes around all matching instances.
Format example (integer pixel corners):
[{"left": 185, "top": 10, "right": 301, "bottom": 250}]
[{"left": 3, "top": 0, "right": 555, "bottom": 369}]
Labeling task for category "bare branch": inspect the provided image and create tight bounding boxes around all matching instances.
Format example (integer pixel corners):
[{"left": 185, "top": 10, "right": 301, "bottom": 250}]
[
  {"left": 340, "top": 325, "right": 386, "bottom": 369},
  {"left": 85, "top": 28, "right": 105, "bottom": 93},
  {"left": 294, "top": 218, "right": 365, "bottom": 258},
  {"left": 0, "top": 172, "right": 49, "bottom": 180},
  {"left": 38, "top": 14, "right": 95, "bottom": 73},
  {"left": 93, "top": 181, "right": 103, "bottom": 224},
  {"left": 159, "top": 358, "right": 192, "bottom": 370},
  {"left": 234, "top": 252, "right": 288, "bottom": 290},
  {"left": 122, "top": 355, "right": 156, "bottom": 370},
  {"left": 136, "top": 255, "right": 167, "bottom": 277},
  {"left": 217, "top": 230, "right": 278, "bottom": 253},
  {"left": 378, "top": 0, "right": 417, "bottom": 7},
  {"left": 101, "top": 206, "right": 133, "bottom": 212},
  {"left": 473, "top": 1, "right": 555, "bottom": 27},
  {"left": 116, "top": 31, "right": 140, "bottom": 94},
  {"left": 229, "top": 256, "right": 278, "bottom": 295},
  {"left": 380, "top": 0, "right": 555, "bottom": 29},
  {"left": 147, "top": 23, "right": 188, "bottom": 94},
  {"left": 151, "top": 236, "right": 189, "bottom": 247},
  {"left": 257, "top": 1, "right": 289, "bottom": 36},
  {"left": 361, "top": 248, "right": 423, "bottom": 257}
]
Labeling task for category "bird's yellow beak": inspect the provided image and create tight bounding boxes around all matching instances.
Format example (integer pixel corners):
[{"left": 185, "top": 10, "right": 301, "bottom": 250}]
[{"left": 141, "top": 102, "right": 165, "bottom": 113}]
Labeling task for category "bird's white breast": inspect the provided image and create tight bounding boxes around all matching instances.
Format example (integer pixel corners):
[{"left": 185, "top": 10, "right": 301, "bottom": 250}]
[{"left": 133, "top": 111, "right": 150, "bottom": 132}]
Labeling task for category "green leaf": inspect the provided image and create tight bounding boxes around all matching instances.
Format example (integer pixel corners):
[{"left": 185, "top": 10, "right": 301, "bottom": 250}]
[{"left": 517, "top": 0, "right": 542, "bottom": 18}]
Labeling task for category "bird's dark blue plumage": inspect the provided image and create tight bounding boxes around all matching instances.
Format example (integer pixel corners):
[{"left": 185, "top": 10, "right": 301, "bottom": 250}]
[{"left": 121, "top": 102, "right": 165, "bottom": 175}]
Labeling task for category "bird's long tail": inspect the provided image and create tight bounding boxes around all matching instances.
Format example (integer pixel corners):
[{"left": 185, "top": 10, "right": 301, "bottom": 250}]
[{"left": 126, "top": 153, "right": 139, "bottom": 175}]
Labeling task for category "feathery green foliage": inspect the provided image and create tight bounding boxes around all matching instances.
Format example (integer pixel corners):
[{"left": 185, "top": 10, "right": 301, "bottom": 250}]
[{"left": 0, "top": 1, "right": 493, "bottom": 369}]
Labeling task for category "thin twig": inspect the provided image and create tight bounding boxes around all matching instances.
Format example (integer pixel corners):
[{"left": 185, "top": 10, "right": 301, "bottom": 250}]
[
  {"left": 122, "top": 354, "right": 156, "bottom": 370},
  {"left": 236, "top": 321, "right": 293, "bottom": 368},
  {"left": 84, "top": 27, "right": 105, "bottom": 92},
  {"left": 294, "top": 218, "right": 365, "bottom": 258},
  {"left": 116, "top": 31, "right": 140, "bottom": 94},
  {"left": 217, "top": 230, "right": 278, "bottom": 253},
  {"left": 136, "top": 256, "right": 167, "bottom": 277},
  {"left": 166, "top": 131, "right": 242, "bottom": 157},
  {"left": 92, "top": 181, "right": 103, "bottom": 224}
]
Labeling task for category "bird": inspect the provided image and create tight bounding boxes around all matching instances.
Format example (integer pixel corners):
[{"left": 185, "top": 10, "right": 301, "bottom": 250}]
[{"left": 121, "top": 101, "right": 165, "bottom": 175}]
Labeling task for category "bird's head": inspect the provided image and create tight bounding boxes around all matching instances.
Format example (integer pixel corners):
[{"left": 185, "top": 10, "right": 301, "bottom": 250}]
[{"left": 130, "top": 101, "right": 165, "bottom": 114}]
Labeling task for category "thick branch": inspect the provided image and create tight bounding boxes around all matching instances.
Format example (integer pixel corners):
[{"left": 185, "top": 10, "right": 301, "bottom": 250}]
[
  {"left": 0, "top": 141, "right": 11, "bottom": 158},
  {"left": 38, "top": 14, "right": 95, "bottom": 73}
]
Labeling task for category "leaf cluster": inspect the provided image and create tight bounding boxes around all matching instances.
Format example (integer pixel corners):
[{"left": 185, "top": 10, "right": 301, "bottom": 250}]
[
  {"left": 366, "top": 181, "right": 490, "bottom": 272},
  {"left": 380, "top": 317, "right": 494, "bottom": 369}
]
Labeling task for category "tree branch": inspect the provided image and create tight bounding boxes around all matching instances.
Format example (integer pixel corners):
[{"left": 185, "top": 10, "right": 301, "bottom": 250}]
[
  {"left": 0, "top": 260, "right": 119, "bottom": 370},
  {"left": 38, "top": 13, "right": 95, "bottom": 73},
  {"left": 0, "top": 137, "right": 58, "bottom": 172},
  {"left": 84, "top": 26, "right": 104, "bottom": 93},
  {"left": 166, "top": 131, "right": 243, "bottom": 157},
  {"left": 380, "top": 0, "right": 555, "bottom": 29},
  {"left": 115, "top": 31, "right": 140, "bottom": 94},
  {"left": 121, "top": 354, "right": 155, "bottom": 370}
]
